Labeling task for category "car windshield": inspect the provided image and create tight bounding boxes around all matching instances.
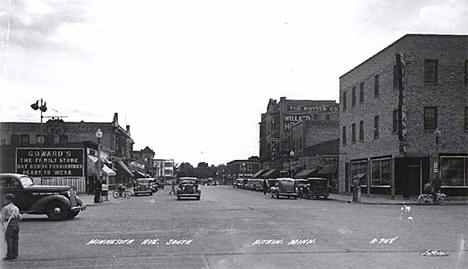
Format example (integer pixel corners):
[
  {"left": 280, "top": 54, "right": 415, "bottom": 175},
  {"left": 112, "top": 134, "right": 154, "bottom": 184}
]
[
  {"left": 181, "top": 180, "right": 196, "bottom": 184},
  {"left": 19, "top": 176, "right": 34, "bottom": 187}
]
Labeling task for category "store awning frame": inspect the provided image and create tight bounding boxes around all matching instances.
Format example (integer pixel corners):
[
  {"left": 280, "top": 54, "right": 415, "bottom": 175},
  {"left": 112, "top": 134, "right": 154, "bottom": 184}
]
[
  {"left": 318, "top": 164, "right": 338, "bottom": 175},
  {"left": 116, "top": 160, "right": 135, "bottom": 177},
  {"left": 253, "top": 169, "right": 268, "bottom": 178},
  {"left": 261, "top": 169, "right": 278, "bottom": 179},
  {"left": 294, "top": 168, "right": 318, "bottom": 179}
]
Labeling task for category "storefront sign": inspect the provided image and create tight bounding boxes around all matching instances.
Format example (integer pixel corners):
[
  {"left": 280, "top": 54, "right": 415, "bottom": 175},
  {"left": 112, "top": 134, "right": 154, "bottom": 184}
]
[
  {"left": 287, "top": 105, "right": 339, "bottom": 112},
  {"left": 16, "top": 148, "right": 84, "bottom": 177}
]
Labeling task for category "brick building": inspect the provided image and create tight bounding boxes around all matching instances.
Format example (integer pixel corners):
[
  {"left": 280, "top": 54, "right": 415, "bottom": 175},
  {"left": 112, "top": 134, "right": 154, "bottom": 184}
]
[
  {"left": 226, "top": 157, "right": 262, "bottom": 181},
  {"left": 259, "top": 97, "right": 339, "bottom": 163},
  {"left": 132, "top": 146, "right": 155, "bottom": 176},
  {"left": 0, "top": 113, "right": 135, "bottom": 192},
  {"left": 339, "top": 34, "right": 468, "bottom": 196}
]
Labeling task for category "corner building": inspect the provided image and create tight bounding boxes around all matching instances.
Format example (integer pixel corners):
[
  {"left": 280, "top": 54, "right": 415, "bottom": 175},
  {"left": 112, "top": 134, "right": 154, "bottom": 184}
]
[{"left": 339, "top": 34, "right": 468, "bottom": 196}]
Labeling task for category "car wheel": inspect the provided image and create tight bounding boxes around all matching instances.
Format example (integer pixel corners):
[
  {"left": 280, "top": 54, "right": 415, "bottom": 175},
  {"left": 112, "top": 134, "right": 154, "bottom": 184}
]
[{"left": 46, "top": 201, "right": 70, "bottom": 221}]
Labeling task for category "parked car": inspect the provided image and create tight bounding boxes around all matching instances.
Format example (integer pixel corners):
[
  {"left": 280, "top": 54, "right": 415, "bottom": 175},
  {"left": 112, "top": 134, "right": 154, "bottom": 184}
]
[
  {"left": 0, "top": 173, "right": 86, "bottom": 220},
  {"left": 176, "top": 177, "right": 201, "bottom": 200},
  {"left": 303, "top": 177, "right": 329, "bottom": 199},
  {"left": 293, "top": 179, "right": 308, "bottom": 198},
  {"left": 134, "top": 178, "right": 153, "bottom": 196},
  {"left": 270, "top": 178, "right": 298, "bottom": 199}
]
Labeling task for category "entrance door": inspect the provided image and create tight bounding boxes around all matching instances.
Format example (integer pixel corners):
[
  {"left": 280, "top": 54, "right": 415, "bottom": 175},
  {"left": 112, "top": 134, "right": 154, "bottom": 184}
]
[{"left": 407, "top": 165, "right": 421, "bottom": 196}]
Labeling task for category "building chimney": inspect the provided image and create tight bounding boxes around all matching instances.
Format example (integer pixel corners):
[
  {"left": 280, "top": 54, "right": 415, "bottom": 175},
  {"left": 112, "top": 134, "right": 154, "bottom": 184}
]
[
  {"left": 126, "top": 125, "right": 131, "bottom": 136},
  {"left": 280, "top": 96, "right": 286, "bottom": 101},
  {"left": 113, "top": 113, "right": 119, "bottom": 126}
]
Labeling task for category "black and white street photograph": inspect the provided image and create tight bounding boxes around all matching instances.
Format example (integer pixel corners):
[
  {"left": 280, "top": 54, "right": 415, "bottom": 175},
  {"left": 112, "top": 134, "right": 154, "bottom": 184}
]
[{"left": 0, "top": 0, "right": 467, "bottom": 268}]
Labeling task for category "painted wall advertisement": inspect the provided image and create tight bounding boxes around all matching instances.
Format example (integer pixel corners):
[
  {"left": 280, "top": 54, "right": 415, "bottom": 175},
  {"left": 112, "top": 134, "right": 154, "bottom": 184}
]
[{"left": 16, "top": 148, "right": 84, "bottom": 177}]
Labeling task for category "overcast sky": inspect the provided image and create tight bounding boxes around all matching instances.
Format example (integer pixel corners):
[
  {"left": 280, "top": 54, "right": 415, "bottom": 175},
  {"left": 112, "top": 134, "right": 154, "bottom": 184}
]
[{"left": 1, "top": 0, "right": 467, "bottom": 165}]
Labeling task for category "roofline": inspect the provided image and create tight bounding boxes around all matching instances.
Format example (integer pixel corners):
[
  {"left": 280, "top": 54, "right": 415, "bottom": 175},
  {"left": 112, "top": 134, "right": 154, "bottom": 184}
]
[{"left": 339, "top": 33, "right": 468, "bottom": 79}]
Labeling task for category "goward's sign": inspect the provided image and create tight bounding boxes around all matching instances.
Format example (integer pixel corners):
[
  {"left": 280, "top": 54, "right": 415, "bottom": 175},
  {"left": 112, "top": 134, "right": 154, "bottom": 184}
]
[{"left": 16, "top": 148, "right": 84, "bottom": 177}]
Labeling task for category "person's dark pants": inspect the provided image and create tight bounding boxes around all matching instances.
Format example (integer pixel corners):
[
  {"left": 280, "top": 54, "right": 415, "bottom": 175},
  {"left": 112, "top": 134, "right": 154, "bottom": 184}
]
[
  {"left": 5, "top": 223, "right": 19, "bottom": 259},
  {"left": 263, "top": 188, "right": 267, "bottom": 195}
]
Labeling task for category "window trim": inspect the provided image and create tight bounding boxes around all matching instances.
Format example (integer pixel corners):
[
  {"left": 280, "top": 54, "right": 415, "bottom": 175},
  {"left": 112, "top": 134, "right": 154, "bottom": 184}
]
[
  {"left": 424, "top": 59, "right": 438, "bottom": 83},
  {"left": 359, "top": 121, "right": 364, "bottom": 142},
  {"left": 351, "top": 123, "right": 356, "bottom": 144},
  {"left": 342, "top": 126, "right": 347, "bottom": 146},
  {"left": 374, "top": 74, "right": 379, "bottom": 98},
  {"left": 371, "top": 158, "right": 392, "bottom": 187},
  {"left": 352, "top": 87, "right": 356, "bottom": 107},
  {"left": 359, "top": 82, "right": 364, "bottom": 104},
  {"left": 374, "top": 115, "right": 379, "bottom": 139},
  {"left": 424, "top": 107, "right": 438, "bottom": 130}
]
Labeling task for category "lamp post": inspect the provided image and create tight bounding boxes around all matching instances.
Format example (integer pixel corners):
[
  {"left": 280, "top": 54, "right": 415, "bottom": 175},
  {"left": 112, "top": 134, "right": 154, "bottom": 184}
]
[
  {"left": 31, "top": 99, "right": 47, "bottom": 184},
  {"left": 94, "top": 128, "right": 103, "bottom": 203},
  {"left": 241, "top": 163, "right": 246, "bottom": 179},
  {"left": 289, "top": 150, "right": 295, "bottom": 178},
  {"left": 433, "top": 128, "right": 441, "bottom": 198}
]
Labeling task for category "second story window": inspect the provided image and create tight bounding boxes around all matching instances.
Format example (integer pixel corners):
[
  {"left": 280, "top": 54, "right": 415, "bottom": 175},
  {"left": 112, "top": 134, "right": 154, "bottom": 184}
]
[
  {"left": 424, "top": 59, "right": 438, "bottom": 83},
  {"left": 342, "top": 126, "right": 347, "bottom": 145},
  {"left": 359, "top": 121, "right": 364, "bottom": 142},
  {"left": 352, "top": 123, "right": 356, "bottom": 144},
  {"left": 343, "top": 91, "right": 347, "bottom": 111},
  {"left": 424, "top": 107, "right": 437, "bottom": 130},
  {"left": 374, "top": 116, "right": 379, "bottom": 139},
  {"left": 393, "top": 109, "right": 398, "bottom": 134},
  {"left": 465, "top": 107, "right": 468, "bottom": 130},
  {"left": 36, "top": 135, "right": 44, "bottom": 144},
  {"left": 352, "top": 87, "right": 356, "bottom": 107},
  {"left": 20, "top": 134, "right": 29, "bottom": 145},
  {"left": 374, "top": 75, "right": 379, "bottom": 98},
  {"left": 325, "top": 114, "right": 331, "bottom": 121},
  {"left": 359, "top": 83, "right": 364, "bottom": 103}
]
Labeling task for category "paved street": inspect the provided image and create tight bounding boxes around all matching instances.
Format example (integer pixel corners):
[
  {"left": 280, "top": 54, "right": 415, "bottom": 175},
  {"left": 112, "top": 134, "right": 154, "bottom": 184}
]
[{"left": 2, "top": 186, "right": 467, "bottom": 269}]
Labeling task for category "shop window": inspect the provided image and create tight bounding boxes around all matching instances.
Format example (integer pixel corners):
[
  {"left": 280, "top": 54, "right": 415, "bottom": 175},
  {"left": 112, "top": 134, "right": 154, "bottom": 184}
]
[
  {"left": 393, "top": 109, "right": 398, "bottom": 134},
  {"left": 424, "top": 107, "right": 437, "bottom": 130},
  {"left": 424, "top": 59, "right": 438, "bottom": 83},
  {"left": 371, "top": 158, "right": 391, "bottom": 186},
  {"left": 374, "top": 74, "right": 379, "bottom": 98},
  {"left": 374, "top": 116, "right": 379, "bottom": 139},
  {"left": 342, "top": 126, "right": 346, "bottom": 146},
  {"left": 352, "top": 87, "right": 356, "bottom": 107},
  {"left": 359, "top": 82, "right": 364, "bottom": 103},
  {"left": 20, "top": 134, "right": 29, "bottom": 145},
  {"left": 359, "top": 121, "right": 364, "bottom": 142},
  {"left": 441, "top": 156, "right": 467, "bottom": 186},
  {"left": 351, "top": 160, "right": 368, "bottom": 186},
  {"left": 351, "top": 123, "right": 356, "bottom": 144}
]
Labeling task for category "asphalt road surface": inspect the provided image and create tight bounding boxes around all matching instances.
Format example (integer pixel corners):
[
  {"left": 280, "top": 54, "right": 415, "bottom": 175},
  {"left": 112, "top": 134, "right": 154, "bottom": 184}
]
[{"left": 2, "top": 186, "right": 467, "bottom": 269}]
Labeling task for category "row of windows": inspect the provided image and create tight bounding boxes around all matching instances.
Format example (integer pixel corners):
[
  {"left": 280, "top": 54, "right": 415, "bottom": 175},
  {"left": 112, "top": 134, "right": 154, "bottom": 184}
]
[
  {"left": 342, "top": 106, "right": 468, "bottom": 146},
  {"left": 342, "top": 59, "right": 468, "bottom": 112},
  {"left": 351, "top": 156, "right": 468, "bottom": 187},
  {"left": 342, "top": 116, "right": 380, "bottom": 145},
  {"left": 2, "top": 134, "right": 69, "bottom": 146}
]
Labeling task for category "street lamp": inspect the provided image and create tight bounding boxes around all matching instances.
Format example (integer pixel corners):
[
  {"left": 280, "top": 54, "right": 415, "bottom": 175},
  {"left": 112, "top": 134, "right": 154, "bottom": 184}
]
[
  {"left": 94, "top": 128, "right": 103, "bottom": 203},
  {"left": 289, "top": 150, "right": 295, "bottom": 178},
  {"left": 433, "top": 128, "right": 441, "bottom": 198},
  {"left": 31, "top": 99, "right": 47, "bottom": 184}
]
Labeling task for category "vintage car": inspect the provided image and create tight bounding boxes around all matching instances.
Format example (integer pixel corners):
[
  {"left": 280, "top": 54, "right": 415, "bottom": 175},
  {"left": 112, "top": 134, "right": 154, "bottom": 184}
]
[
  {"left": 293, "top": 179, "right": 308, "bottom": 198},
  {"left": 0, "top": 173, "right": 86, "bottom": 220},
  {"left": 270, "top": 178, "right": 298, "bottom": 199},
  {"left": 176, "top": 177, "right": 201, "bottom": 200},
  {"left": 303, "top": 177, "right": 329, "bottom": 199},
  {"left": 134, "top": 178, "right": 154, "bottom": 196}
]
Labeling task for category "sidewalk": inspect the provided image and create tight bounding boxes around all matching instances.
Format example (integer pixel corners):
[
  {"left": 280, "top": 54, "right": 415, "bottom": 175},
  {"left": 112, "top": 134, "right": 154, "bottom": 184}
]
[
  {"left": 78, "top": 194, "right": 114, "bottom": 207},
  {"left": 329, "top": 193, "right": 468, "bottom": 205}
]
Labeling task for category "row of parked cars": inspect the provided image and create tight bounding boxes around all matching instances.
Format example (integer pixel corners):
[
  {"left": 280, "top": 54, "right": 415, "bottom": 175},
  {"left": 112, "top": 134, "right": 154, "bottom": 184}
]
[{"left": 233, "top": 177, "right": 330, "bottom": 200}]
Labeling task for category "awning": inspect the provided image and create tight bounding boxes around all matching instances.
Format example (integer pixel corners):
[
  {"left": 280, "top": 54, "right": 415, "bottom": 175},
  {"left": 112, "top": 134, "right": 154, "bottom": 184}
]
[
  {"left": 116, "top": 160, "right": 134, "bottom": 177},
  {"left": 102, "top": 164, "right": 116, "bottom": 176},
  {"left": 261, "top": 169, "right": 278, "bottom": 179},
  {"left": 318, "top": 164, "right": 338, "bottom": 175},
  {"left": 253, "top": 169, "right": 268, "bottom": 178},
  {"left": 294, "top": 168, "right": 318, "bottom": 179},
  {"left": 135, "top": 171, "right": 146, "bottom": 178}
]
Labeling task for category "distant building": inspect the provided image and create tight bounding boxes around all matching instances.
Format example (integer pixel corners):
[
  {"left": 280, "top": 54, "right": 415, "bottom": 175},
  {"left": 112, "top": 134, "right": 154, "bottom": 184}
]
[
  {"left": 259, "top": 97, "right": 339, "bottom": 177},
  {"left": 132, "top": 146, "right": 155, "bottom": 176},
  {"left": 339, "top": 34, "right": 468, "bottom": 196},
  {"left": 0, "top": 113, "right": 135, "bottom": 192},
  {"left": 226, "top": 157, "right": 262, "bottom": 181},
  {"left": 154, "top": 159, "right": 175, "bottom": 178}
]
